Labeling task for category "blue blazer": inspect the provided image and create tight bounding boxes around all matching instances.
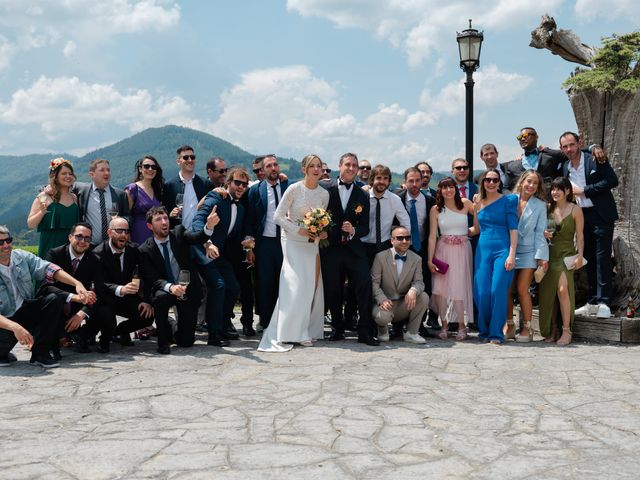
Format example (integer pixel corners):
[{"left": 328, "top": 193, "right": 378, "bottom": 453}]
[
  {"left": 245, "top": 179, "right": 289, "bottom": 241},
  {"left": 191, "top": 191, "right": 244, "bottom": 265},
  {"left": 514, "top": 195, "right": 549, "bottom": 261}
]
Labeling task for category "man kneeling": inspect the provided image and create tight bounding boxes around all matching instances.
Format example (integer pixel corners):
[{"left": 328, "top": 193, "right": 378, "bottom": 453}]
[{"left": 371, "top": 226, "right": 428, "bottom": 343}]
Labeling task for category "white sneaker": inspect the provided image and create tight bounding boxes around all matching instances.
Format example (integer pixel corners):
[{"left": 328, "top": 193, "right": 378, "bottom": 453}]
[
  {"left": 596, "top": 303, "right": 612, "bottom": 318},
  {"left": 403, "top": 332, "right": 426, "bottom": 344},
  {"left": 377, "top": 325, "right": 390, "bottom": 342},
  {"left": 575, "top": 304, "right": 597, "bottom": 316}
]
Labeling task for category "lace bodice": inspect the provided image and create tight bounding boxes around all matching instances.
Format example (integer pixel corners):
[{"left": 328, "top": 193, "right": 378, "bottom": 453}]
[{"left": 274, "top": 181, "right": 330, "bottom": 238}]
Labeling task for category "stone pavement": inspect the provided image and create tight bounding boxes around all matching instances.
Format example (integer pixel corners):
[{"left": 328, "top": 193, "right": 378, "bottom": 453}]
[{"left": 1, "top": 324, "right": 640, "bottom": 479}]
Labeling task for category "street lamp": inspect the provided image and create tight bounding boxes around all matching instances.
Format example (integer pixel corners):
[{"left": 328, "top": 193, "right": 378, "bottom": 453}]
[{"left": 456, "top": 19, "right": 483, "bottom": 175}]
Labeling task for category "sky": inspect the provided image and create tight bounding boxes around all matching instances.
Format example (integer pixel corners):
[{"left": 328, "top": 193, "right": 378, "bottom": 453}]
[{"left": 0, "top": 0, "right": 637, "bottom": 172}]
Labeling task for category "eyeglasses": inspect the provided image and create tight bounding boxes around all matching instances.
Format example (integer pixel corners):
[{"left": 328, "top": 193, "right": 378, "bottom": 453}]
[
  {"left": 453, "top": 165, "right": 469, "bottom": 171},
  {"left": 517, "top": 132, "right": 535, "bottom": 140},
  {"left": 393, "top": 235, "right": 411, "bottom": 242},
  {"left": 0, "top": 237, "right": 13, "bottom": 246},
  {"left": 181, "top": 155, "right": 196, "bottom": 161},
  {"left": 141, "top": 164, "right": 158, "bottom": 170},
  {"left": 214, "top": 168, "right": 229, "bottom": 174},
  {"left": 323, "top": 169, "right": 332, "bottom": 173},
  {"left": 483, "top": 177, "right": 500, "bottom": 184},
  {"left": 359, "top": 166, "right": 371, "bottom": 171},
  {"left": 232, "top": 179, "right": 248, "bottom": 188},
  {"left": 253, "top": 168, "right": 263, "bottom": 174},
  {"left": 73, "top": 234, "right": 92, "bottom": 242},
  {"left": 112, "top": 228, "right": 130, "bottom": 234}
]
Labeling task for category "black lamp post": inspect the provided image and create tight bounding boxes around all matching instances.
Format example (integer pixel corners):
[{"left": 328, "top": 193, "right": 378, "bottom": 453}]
[{"left": 456, "top": 19, "right": 483, "bottom": 175}]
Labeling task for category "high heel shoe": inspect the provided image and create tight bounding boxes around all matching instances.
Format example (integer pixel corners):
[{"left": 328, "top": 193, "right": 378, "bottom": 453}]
[
  {"left": 516, "top": 320, "right": 533, "bottom": 343},
  {"left": 438, "top": 328, "right": 449, "bottom": 340},
  {"left": 455, "top": 327, "right": 468, "bottom": 341},
  {"left": 504, "top": 322, "right": 516, "bottom": 340},
  {"left": 556, "top": 327, "right": 572, "bottom": 346}
]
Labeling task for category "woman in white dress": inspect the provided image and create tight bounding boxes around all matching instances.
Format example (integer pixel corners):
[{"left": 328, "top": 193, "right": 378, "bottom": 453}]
[{"left": 258, "top": 155, "right": 330, "bottom": 352}]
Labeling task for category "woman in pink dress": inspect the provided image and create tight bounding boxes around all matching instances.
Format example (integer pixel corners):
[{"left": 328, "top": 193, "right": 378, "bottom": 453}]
[{"left": 427, "top": 177, "right": 476, "bottom": 340}]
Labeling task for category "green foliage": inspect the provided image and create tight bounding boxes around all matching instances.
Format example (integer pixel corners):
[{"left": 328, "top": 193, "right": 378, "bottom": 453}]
[{"left": 564, "top": 32, "right": 640, "bottom": 93}]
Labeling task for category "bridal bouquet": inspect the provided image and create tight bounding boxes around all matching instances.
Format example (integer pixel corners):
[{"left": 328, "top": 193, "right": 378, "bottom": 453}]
[{"left": 297, "top": 208, "right": 334, "bottom": 247}]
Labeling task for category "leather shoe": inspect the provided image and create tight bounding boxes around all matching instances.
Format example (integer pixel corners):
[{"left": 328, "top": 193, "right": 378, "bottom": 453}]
[
  {"left": 223, "top": 328, "right": 240, "bottom": 340},
  {"left": 97, "top": 339, "right": 110, "bottom": 354},
  {"left": 51, "top": 348, "right": 62, "bottom": 361},
  {"left": 157, "top": 345, "right": 171, "bottom": 354},
  {"left": 242, "top": 324, "right": 256, "bottom": 337},
  {"left": 119, "top": 334, "right": 134, "bottom": 347},
  {"left": 30, "top": 353, "right": 60, "bottom": 368},
  {"left": 328, "top": 331, "right": 345, "bottom": 341},
  {"left": 357, "top": 335, "right": 380, "bottom": 346},
  {"left": 75, "top": 337, "right": 91, "bottom": 353},
  {"left": 208, "top": 333, "right": 230, "bottom": 347}
]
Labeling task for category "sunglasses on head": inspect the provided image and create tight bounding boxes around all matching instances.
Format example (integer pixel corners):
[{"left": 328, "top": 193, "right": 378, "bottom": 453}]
[
  {"left": 483, "top": 177, "right": 500, "bottom": 184},
  {"left": 232, "top": 179, "right": 248, "bottom": 188},
  {"left": 181, "top": 155, "right": 196, "bottom": 161},
  {"left": 517, "top": 132, "right": 535, "bottom": 140},
  {"left": 112, "top": 228, "right": 130, "bottom": 235},
  {"left": 141, "top": 164, "right": 158, "bottom": 170},
  {"left": 0, "top": 237, "right": 13, "bottom": 246},
  {"left": 393, "top": 235, "right": 411, "bottom": 242},
  {"left": 73, "top": 234, "right": 92, "bottom": 242},
  {"left": 453, "top": 165, "right": 469, "bottom": 171}
]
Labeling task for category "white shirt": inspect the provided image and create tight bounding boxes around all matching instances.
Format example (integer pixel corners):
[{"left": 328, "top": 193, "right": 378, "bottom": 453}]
[
  {"left": 179, "top": 172, "right": 198, "bottom": 229},
  {"left": 404, "top": 192, "right": 427, "bottom": 242},
  {"left": 338, "top": 178, "right": 353, "bottom": 211},
  {"left": 567, "top": 152, "right": 594, "bottom": 208},
  {"left": 86, "top": 183, "right": 113, "bottom": 244},
  {"left": 0, "top": 262, "right": 23, "bottom": 312},
  {"left": 263, "top": 181, "right": 282, "bottom": 238},
  {"left": 362, "top": 190, "right": 411, "bottom": 244}
]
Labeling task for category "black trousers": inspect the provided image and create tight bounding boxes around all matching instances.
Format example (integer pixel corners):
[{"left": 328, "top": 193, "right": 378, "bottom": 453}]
[
  {"left": 0, "top": 293, "right": 63, "bottom": 356},
  {"left": 109, "top": 295, "right": 154, "bottom": 338},
  {"left": 582, "top": 208, "right": 614, "bottom": 305},
  {"left": 152, "top": 290, "right": 199, "bottom": 348},
  {"left": 254, "top": 237, "right": 283, "bottom": 327}
]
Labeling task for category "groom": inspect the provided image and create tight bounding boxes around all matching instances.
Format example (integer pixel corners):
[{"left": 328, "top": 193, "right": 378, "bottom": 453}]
[{"left": 320, "top": 153, "right": 379, "bottom": 346}]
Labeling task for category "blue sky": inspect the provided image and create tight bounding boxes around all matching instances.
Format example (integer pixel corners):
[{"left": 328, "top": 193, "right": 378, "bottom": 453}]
[{"left": 0, "top": 1, "right": 637, "bottom": 172}]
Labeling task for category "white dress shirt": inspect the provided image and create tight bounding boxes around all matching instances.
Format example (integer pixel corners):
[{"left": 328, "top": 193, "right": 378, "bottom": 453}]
[
  {"left": 179, "top": 172, "right": 198, "bottom": 229},
  {"left": 362, "top": 190, "right": 411, "bottom": 244},
  {"left": 567, "top": 152, "right": 594, "bottom": 208},
  {"left": 338, "top": 179, "right": 353, "bottom": 211}
]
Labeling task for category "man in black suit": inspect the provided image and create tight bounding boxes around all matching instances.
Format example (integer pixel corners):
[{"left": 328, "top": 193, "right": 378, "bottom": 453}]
[
  {"left": 45, "top": 223, "right": 108, "bottom": 355},
  {"left": 206, "top": 157, "right": 228, "bottom": 189},
  {"left": 163, "top": 145, "right": 211, "bottom": 229},
  {"left": 560, "top": 131, "right": 619, "bottom": 319},
  {"left": 93, "top": 217, "right": 154, "bottom": 350},
  {"left": 320, "top": 153, "right": 379, "bottom": 346},
  {"left": 474, "top": 144, "right": 509, "bottom": 193},
  {"left": 138, "top": 206, "right": 212, "bottom": 354},
  {"left": 74, "top": 159, "right": 130, "bottom": 246},
  {"left": 245, "top": 155, "right": 289, "bottom": 333}
]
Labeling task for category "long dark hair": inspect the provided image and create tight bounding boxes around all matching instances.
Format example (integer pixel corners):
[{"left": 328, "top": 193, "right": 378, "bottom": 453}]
[
  {"left": 478, "top": 168, "right": 500, "bottom": 200},
  {"left": 435, "top": 176, "right": 463, "bottom": 212},
  {"left": 134, "top": 155, "right": 164, "bottom": 199},
  {"left": 548, "top": 177, "right": 575, "bottom": 213}
]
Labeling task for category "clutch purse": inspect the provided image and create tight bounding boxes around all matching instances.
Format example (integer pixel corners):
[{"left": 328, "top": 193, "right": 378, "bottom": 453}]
[
  {"left": 563, "top": 254, "right": 587, "bottom": 270},
  {"left": 431, "top": 257, "right": 449, "bottom": 274},
  {"left": 534, "top": 265, "right": 546, "bottom": 283}
]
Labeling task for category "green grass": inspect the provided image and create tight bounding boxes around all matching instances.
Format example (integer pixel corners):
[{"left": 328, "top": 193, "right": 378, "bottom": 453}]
[{"left": 16, "top": 245, "right": 38, "bottom": 255}]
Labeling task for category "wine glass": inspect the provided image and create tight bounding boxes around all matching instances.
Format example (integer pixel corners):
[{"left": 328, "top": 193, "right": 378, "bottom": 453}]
[
  {"left": 546, "top": 217, "right": 557, "bottom": 246},
  {"left": 109, "top": 202, "right": 119, "bottom": 219},
  {"left": 175, "top": 193, "right": 184, "bottom": 219},
  {"left": 178, "top": 269, "right": 190, "bottom": 300},
  {"left": 35, "top": 185, "right": 48, "bottom": 205}
]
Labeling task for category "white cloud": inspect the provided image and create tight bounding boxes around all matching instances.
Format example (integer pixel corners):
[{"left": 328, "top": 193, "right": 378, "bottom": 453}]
[
  {"left": 63, "top": 41, "right": 76, "bottom": 58},
  {"left": 0, "top": 34, "right": 15, "bottom": 72},
  {"left": 0, "top": 76, "right": 198, "bottom": 140},
  {"left": 574, "top": 0, "right": 640, "bottom": 22}
]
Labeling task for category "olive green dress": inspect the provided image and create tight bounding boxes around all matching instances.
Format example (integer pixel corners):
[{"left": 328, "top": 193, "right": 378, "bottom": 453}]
[
  {"left": 538, "top": 210, "right": 577, "bottom": 338},
  {"left": 37, "top": 202, "right": 80, "bottom": 259}
]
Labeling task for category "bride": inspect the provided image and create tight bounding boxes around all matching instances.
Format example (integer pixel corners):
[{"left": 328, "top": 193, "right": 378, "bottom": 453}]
[{"left": 258, "top": 155, "right": 330, "bottom": 352}]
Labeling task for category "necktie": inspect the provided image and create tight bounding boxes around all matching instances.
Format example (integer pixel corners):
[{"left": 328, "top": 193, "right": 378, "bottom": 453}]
[
  {"left": 161, "top": 241, "right": 176, "bottom": 284},
  {"left": 409, "top": 199, "right": 421, "bottom": 252},
  {"left": 272, "top": 184, "right": 281, "bottom": 238},
  {"left": 394, "top": 254, "right": 406, "bottom": 262},
  {"left": 374, "top": 197, "right": 382, "bottom": 251},
  {"left": 114, "top": 252, "right": 123, "bottom": 273},
  {"left": 71, "top": 257, "right": 80, "bottom": 275},
  {"left": 459, "top": 185, "right": 467, "bottom": 199},
  {"left": 97, "top": 188, "right": 109, "bottom": 241},
  {"left": 339, "top": 180, "right": 352, "bottom": 190}
]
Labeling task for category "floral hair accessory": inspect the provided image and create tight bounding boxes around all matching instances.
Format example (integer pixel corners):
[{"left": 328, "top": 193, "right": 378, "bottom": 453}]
[{"left": 49, "top": 157, "right": 72, "bottom": 172}]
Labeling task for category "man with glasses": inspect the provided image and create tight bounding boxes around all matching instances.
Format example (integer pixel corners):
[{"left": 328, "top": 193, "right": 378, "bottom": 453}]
[
  {"left": 45, "top": 223, "right": 108, "bottom": 356},
  {"left": 357, "top": 159, "right": 372, "bottom": 186},
  {"left": 250, "top": 156, "right": 266, "bottom": 187},
  {"left": 206, "top": 157, "right": 229, "bottom": 189},
  {"left": 321, "top": 163, "right": 332, "bottom": 180},
  {"left": 451, "top": 158, "right": 477, "bottom": 200},
  {"left": 415, "top": 161, "right": 436, "bottom": 196},
  {"left": 93, "top": 217, "right": 154, "bottom": 350},
  {"left": 371, "top": 226, "right": 428, "bottom": 344},
  {"left": 0, "top": 225, "right": 89, "bottom": 368},
  {"left": 164, "top": 145, "right": 210, "bottom": 229}
]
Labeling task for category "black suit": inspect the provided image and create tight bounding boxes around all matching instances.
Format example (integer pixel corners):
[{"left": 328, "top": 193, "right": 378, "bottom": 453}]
[
  {"left": 93, "top": 240, "right": 154, "bottom": 341},
  {"left": 319, "top": 179, "right": 375, "bottom": 337},
  {"left": 44, "top": 244, "right": 108, "bottom": 345},
  {"left": 503, "top": 148, "right": 567, "bottom": 192},
  {"left": 162, "top": 174, "right": 211, "bottom": 227},
  {"left": 138, "top": 227, "right": 207, "bottom": 349},
  {"left": 74, "top": 182, "right": 130, "bottom": 243}
]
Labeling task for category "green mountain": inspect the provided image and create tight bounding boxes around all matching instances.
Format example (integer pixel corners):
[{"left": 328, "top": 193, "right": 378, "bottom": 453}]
[{"left": 0, "top": 125, "right": 302, "bottom": 244}]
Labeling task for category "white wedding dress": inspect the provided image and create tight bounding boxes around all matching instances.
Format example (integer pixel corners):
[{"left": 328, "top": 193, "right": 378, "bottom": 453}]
[{"left": 258, "top": 181, "right": 329, "bottom": 352}]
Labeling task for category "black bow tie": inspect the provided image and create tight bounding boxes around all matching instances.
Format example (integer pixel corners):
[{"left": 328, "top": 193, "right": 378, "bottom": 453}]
[
  {"left": 230, "top": 199, "right": 239, "bottom": 205},
  {"left": 339, "top": 180, "right": 352, "bottom": 190},
  {"left": 394, "top": 254, "right": 406, "bottom": 262}
]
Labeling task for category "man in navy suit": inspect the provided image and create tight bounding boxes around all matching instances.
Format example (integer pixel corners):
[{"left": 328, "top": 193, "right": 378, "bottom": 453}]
[
  {"left": 163, "top": 145, "right": 211, "bottom": 229},
  {"left": 191, "top": 167, "right": 250, "bottom": 346},
  {"left": 560, "top": 131, "right": 619, "bottom": 319},
  {"left": 245, "top": 155, "right": 289, "bottom": 333},
  {"left": 451, "top": 158, "right": 478, "bottom": 200},
  {"left": 320, "top": 153, "right": 379, "bottom": 346},
  {"left": 73, "top": 159, "right": 129, "bottom": 246}
]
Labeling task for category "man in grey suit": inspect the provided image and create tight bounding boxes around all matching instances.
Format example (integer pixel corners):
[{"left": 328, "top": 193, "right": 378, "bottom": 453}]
[
  {"left": 371, "top": 226, "right": 428, "bottom": 344},
  {"left": 74, "top": 159, "right": 129, "bottom": 246}
]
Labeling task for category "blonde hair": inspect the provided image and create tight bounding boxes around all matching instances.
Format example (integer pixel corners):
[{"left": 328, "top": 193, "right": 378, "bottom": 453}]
[
  {"left": 514, "top": 169, "right": 546, "bottom": 201},
  {"left": 301, "top": 154, "right": 322, "bottom": 171}
]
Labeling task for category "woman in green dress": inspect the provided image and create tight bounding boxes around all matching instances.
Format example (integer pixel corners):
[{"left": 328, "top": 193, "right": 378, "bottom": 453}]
[
  {"left": 539, "top": 177, "right": 584, "bottom": 346},
  {"left": 27, "top": 158, "right": 80, "bottom": 259}
]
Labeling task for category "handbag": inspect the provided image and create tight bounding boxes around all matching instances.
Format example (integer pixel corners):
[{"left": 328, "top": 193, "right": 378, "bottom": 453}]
[
  {"left": 534, "top": 265, "right": 546, "bottom": 283},
  {"left": 563, "top": 254, "right": 587, "bottom": 270},
  {"left": 431, "top": 257, "right": 449, "bottom": 274}
]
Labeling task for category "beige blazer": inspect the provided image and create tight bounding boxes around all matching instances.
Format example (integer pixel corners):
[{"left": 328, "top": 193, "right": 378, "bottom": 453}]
[{"left": 371, "top": 248, "right": 425, "bottom": 304}]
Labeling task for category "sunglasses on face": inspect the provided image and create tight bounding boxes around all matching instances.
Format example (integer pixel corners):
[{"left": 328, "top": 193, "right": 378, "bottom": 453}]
[
  {"left": 181, "top": 155, "right": 196, "bottom": 161},
  {"left": 453, "top": 165, "right": 469, "bottom": 171},
  {"left": 359, "top": 166, "right": 371, "bottom": 171},
  {"left": 73, "top": 234, "right": 92, "bottom": 242},
  {"left": 112, "top": 228, "right": 130, "bottom": 235},
  {"left": 232, "top": 179, "right": 248, "bottom": 188},
  {"left": 141, "top": 164, "right": 158, "bottom": 170},
  {"left": 253, "top": 168, "right": 263, "bottom": 174},
  {"left": 214, "top": 168, "right": 229, "bottom": 174},
  {"left": 393, "top": 235, "right": 411, "bottom": 242},
  {"left": 483, "top": 177, "right": 500, "bottom": 184},
  {"left": 0, "top": 237, "right": 13, "bottom": 246},
  {"left": 517, "top": 132, "right": 535, "bottom": 140},
  {"left": 323, "top": 169, "right": 332, "bottom": 173}
]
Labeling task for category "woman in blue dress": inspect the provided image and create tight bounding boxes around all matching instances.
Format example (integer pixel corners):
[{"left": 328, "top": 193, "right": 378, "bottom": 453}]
[{"left": 473, "top": 168, "right": 518, "bottom": 344}]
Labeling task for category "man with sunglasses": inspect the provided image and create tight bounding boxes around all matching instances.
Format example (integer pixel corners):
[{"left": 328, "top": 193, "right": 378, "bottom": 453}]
[
  {"left": 321, "top": 163, "right": 332, "bottom": 180},
  {"left": 249, "top": 156, "right": 266, "bottom": 187},
  {"left": 163, "top": 145, "right": 210, "bottom": 229},
  {"left": 44, "top": 223, "right": 108, "bottom": 356},
  {"left": 451, "top": 158, "right": 477, "bottom": 200},
  {"left": 371, "top": 226, "right": 428, "bottom": 344},
  {"left": 0, "top": 225, "right": 89, "bottom": 368},
  {"left": 206, "top": 157, "right": 229, "bottom": 189},
  {"left": 357, "top": 159, "right": 372, "bottom": 186},
  {"left": 192, "top": 167, "right": 250, "bottom": 347},
  {"left": 93, "top": 217, "right": 154, "bottom": 350}
]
